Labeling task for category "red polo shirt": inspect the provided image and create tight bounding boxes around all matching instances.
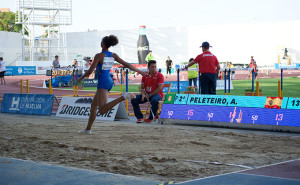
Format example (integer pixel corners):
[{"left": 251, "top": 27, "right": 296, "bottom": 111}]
[
  {"left": 194, "top": 51, "right": 219, "bottom": 74},
  {"left": 250, "top": 63, "right": 257, "bottom": 72},
  {"left": 142, "top": 71, "right": 164, "bottom": 99}
]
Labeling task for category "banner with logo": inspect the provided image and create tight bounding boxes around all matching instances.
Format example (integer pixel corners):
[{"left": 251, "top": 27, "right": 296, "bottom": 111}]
[
  {"left": 164, "top": 81, "right": 189, "bottom": 93},
  {"left": 274, "top": 63, "right": 300, "bottom": 69},
  {"left": 216, "top": 80, "right": 233, "bottom": 90},
  {"left": 83, "top": 79, "right": 98, "bottom": 87},
  {"left": 56, "top": 97, "right": 129, "bottom": 121},
  {"left": 36, "top": 66, "right": 52, "bottom": 75},
  {"left": 1, "top": 93, "right": 54, "bottom": 115},
  {"left": 5, "top": 66, "right": 36, "bottom": 76}
]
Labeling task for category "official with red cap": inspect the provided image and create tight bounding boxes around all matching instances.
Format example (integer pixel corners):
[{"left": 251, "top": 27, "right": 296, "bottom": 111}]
[{"left": 184, "top": 42, "right": 220, "bottom": 94}]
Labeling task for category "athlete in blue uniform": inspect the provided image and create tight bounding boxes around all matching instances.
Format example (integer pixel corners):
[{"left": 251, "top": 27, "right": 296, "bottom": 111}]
[{"left": 78, "top": 35, "right": 146, "bottom": 134}]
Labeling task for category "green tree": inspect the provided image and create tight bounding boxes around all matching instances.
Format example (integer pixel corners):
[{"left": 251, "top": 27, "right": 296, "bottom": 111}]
[{"left": 0, "top": 11, "right": 22, "bottom": 32}]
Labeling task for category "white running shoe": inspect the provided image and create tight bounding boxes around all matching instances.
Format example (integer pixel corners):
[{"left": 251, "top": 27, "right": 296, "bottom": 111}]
[
  {"left": 78, "top": 129, "right": 92, "bottom": 134},
  {"left": 122, "top": 92, "right": 136, "bottom": 99}
]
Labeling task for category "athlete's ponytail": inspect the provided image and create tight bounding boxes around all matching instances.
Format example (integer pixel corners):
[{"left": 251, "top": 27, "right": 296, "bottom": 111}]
[{"left": 102, "top": 35, "right": 119, "bottom": 48}]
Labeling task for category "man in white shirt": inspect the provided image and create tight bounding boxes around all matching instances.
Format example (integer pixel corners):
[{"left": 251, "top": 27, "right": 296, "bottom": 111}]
[{"left": 0, "top": 57, "right": 6, "bottom": 85}]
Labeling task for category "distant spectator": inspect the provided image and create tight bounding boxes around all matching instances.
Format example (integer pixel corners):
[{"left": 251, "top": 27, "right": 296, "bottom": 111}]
[
  {"left": 0, "top": 57, "right": 6, "bottom": 85},
  {"left": 52, "top": 55, "right": 60, "bottom": 68},
  {"left": 72, "top": 59, "right": 78, "bottom": 68},
  {"left": 247, "top": 56, "right": 258, "bottom": 80},
  {"left": 84, "top": 59, "right": 89, "bottom": 70},
  {"left": 228, "top": 62, "right": 235, "bottom": 79},
  {"left": 165, "top": 56, "right": 173, "bottom": 77},
  {"left": 187, "top": 58, "right": 197, "bottom": 87},
  {"left": 145, "top": 50, "right": 155, "bottom": 63}
]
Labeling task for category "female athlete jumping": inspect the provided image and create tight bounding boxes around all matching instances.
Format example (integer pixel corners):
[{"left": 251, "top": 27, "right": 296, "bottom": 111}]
[{"left": 78, "top": 35, "right": 146, "bottom": 134}]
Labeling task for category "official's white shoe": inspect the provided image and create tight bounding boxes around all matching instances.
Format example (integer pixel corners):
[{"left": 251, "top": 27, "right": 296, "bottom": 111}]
[
  {"left": 78, "top": 129, "right": 92, "bottom": 134},
  {"left": 122, "top": 92, "right": 136, "bottom": 99}
]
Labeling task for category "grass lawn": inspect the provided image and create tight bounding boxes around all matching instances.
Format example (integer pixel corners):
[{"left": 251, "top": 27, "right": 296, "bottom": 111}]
[
  {"left": 216, "top": 77, "right": 300, "bottom": 97},
  {"left": 80, "top": 77, "right": 300, "bottom": 97},
  {"left": 82, "top": 85, "right": 140, "bottom": 93}
]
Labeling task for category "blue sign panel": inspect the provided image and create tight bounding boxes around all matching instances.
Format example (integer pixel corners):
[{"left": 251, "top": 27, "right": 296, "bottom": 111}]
[
  {"left": 160, "top": 68, "right": 175, "bottom": 74},
  {"left": 163, "top": 81, "right": 189, "bottom": 93},
  {"left": 160, "top": 104, "right": 300, "bottom": 127},
  {"left": 174, "top": 94, "right": 189, "bottom": 104},
  {"left": 1, "top": 93, "right": 54, "bottom": 115},
  {"left": 280, "top": 97, "right": 289, "bottom": 109},
  {"left": 5, "top": 66, "right": 36, "bottom": 76},
  {"left": 285, "top": 97, "right": 300, "bottom": 110},
  {"left": 187, "top": 95, "right": 267, "bottom": 108}
]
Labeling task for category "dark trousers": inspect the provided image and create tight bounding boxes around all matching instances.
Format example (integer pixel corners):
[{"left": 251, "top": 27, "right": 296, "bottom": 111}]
[
  {"left": 131, "top": 94, "right": 161, "bottom": 120},
  {"left": 166, "top": 67, "right": 171, "bottom": 74},
  {"left": 188, "top": 78, "right": 197, "bottom": 87},
  {"left": 200, "top": 73, "right": 217, "bottom": 95}
]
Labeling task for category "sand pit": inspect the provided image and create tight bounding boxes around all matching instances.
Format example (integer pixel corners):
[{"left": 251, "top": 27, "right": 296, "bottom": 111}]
[{"left": 0, "top": 113, "right": 299, "bottom": 182}]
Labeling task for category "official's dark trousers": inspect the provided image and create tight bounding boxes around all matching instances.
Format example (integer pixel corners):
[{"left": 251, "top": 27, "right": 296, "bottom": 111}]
[
  {"left": 131, "top": 94, "right": 162, "bottom": 120},
  {"left": 200, "top": 73, "right": 217, "bottom": 95}
]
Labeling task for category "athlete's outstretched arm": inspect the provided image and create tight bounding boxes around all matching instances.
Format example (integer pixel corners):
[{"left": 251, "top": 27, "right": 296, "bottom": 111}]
[
  {"left": 78, "top": 53, "right": 103, "bottom": 82},
  {"left": 113, "top": 53, "right": 147, "bottom": 76}
]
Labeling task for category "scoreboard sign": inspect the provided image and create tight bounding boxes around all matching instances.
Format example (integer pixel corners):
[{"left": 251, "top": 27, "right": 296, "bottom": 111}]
[
  {"left": 160, "top": 94, "right": 300, "bottom": 132},
  {"left": 285, "top": 97, "right": 300, "bottom": 110},
  {"left": 160, "top": 104, "right": 300, "bottom": 127},
  {"left": 46, "top": 69, "right": 83, "bottom": 76},
  {"left": 187, "top": 94, "right": 266, "bottom": 108}
]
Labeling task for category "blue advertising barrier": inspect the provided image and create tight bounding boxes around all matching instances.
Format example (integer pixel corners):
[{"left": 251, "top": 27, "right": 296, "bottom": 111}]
[
  {"left": 5, "top": 66, "right": 36, "bottom": 76},
  {"left": 164, "top": 81, "right": 189, "bottom": 93},
  {"left": 274, "top": 63, "right": 300, "bottom": 69},
  {"left": 164, "top": 80, "right": 233, "bottom": 93},
  {"left": 1, "top": 93, "right": 54, "bottom": 115},
  {"left": 160, "top": 68, "right": 175, "bottom": 74},
  {"left": 160, "top": 104, "right": 300, "bottom": 127}
]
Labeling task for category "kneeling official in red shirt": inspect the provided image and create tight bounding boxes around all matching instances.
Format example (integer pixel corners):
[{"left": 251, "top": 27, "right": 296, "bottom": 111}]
[{"left": 131, "top": 60, "right": 164, "bottom": 123}]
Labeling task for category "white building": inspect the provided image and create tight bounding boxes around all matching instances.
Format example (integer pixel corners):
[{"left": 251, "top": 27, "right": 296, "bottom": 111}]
[{"left": 1, "top": 20, "right": 300, "bottom": 68}]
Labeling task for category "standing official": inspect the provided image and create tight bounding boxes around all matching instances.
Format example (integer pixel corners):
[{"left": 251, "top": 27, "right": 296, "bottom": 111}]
[
  {"left": 165, "top": 56, "right": 173, "bottom": 77},
  {"left": 184, "top": 42, "right": 220, "bottom": 94}
]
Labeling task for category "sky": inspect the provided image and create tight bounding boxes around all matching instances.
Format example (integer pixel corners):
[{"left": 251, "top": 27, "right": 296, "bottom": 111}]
[{"left": 1, "top": 0, "right": 300, "bottom": 32}]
